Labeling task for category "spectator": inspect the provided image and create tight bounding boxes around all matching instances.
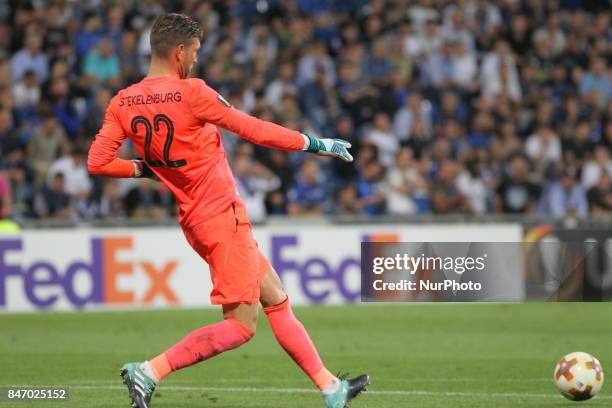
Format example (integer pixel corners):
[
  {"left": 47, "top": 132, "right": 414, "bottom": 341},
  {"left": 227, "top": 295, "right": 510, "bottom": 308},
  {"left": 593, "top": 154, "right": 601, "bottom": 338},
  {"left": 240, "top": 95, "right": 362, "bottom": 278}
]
[
  {"left": 388, "top": 38, "right": 413, "bottom": 91},
  {"left": 532, "top": 12, "right": 566, "bottom": 58},
  {"left": 526, "top": 126, "right": 562, "bottom": 170},
  {"left": 449, "top": 41, "right": 477, "bottom": 91},
  {"left": 434, "top": 92, "right": 465, "bottom": 125},
  {"left": 28, "top": 111, "right": 69, "bottom": 186},
  {"left": 245, "top": 24, "right": 277, "bottom": 62},
  {"left": 442, "top": 119, "right": 469, "bottom": 158},
  {"left": 402, "top": 18, "right": 426, "bottom": 59},
  {"left": 541, "top": 170, "right": 588, "bottom": 217},
  {"left": 431, "top": 160, "right": 467, "bottom": 214},
  {"left": 456, "top": 156, "right": 490, "bottom": 214},
  {"left": 581, "top": 146, "right": 612, "bottom": 189},
  {"left": 603, "top": 121, "right": 612, "bottom": 152},
  {"left": 549, "top": 65, "right": 573, "bottom": 107},
  {"left": 562, "top": 121, "right": 597, "bottom": 167},
  {"left": 232, "top": 155, "right": 281, "bottom": 223},
  {"left": 124, "top": 179, "right": 167, "bottom": 219},
  {"left": 287, "top": 159, "right": 328, "bottom": 216},
  {"left": 0, "top": 171, "right": 11, "bottom": 219},
  {"left": 296, "top": 41, "right": 335, "bottom": 86},
  {"left": 12, "top": 70, "right": 40, "bottom": 109},
  {"left": 418, "top": 19, "right": 443, "bottom": 58},
  {"left": 506, "top": 14, "right": 532, "bottom": 55},
  {"left": 587, "top": 173, "right": 612, "bottom": 215},
  {"left": 335, "top": 184, "right": 361, "bottom": 215},
  {"left": 365, "top": 39, "right": 392, "bottom": 87},
  {"left": 332, "top": 115, "right": 359, "bottom": 182},
  {"left": 46, "top": 146, "right": 92, "bottom": 199},
  {"left": 80, "top": 87, "right": 112, "bottom": 139},
  {"left": 119, "top": 30, "right": 142, "bottom": 84},
  {"left": 10, "top": 34, "right": 48, "bottom": 83},
  {"left": 383, "top": 147, "right": 420, "bottom": 215},
  {"left": 405, "top": 118, "right": 431, "bottom": 159},
  {"left": 579, "top": 57, "right": 611, "bottom": 107},
  {"left": 480, "top": 40, "right": 521, "bottom": 102},
  {"left": 464, "top": 0, "right": 502, "bottom": 45},
  {"left": 265, "top": 62, "right": 297, "bottom": 110},
  {"left": 0, "top": 58, "right": 10, "bottom": 89},
  {"left": 441, "top": 7, "right": 475, "bottom": 52},
  {"left": 276, "top": 94, "right": 302, "bottom": 125},
  {"left": 409, "top": 1, "right": 439, "bottom": 33},
  {"left": 83, "top": 37, "right": 121, "bottom": 86},
  {"left": 261, "top": 149, "right": 294, "bottom": 194},
  {"left": 75, "top": 14, "right": 104, "bottom": 60},
  {"left": 491, "top": 120, "right": 522, "bottom": 164},
  {"left": 34, "top": 172, "right": 73, "bottom": 219},
  {"left": 97, "top": 180, "right": 125, "bottom": 219},
  {"left": 335, "top": 61, "right": 377, "bottom": 126},
  {"left": 105, "top": 6, "right": 125, "bottom": 55},
  {"left": 496, "top": 155, "right": 542, "bottom": 214},
  {"left": 46, "top": 77, "right": 80, "bottom": 139},
  {"left": 468, "top": 111, "right": 494, "bottom": 149},
  {"left": 0, "top": 144, "right": 33, "bottom": 218},
  {"left": 364, "top": 112, "right": 398, "bottom": 168},
  {"left": 137, "top": 18, "right": 154, "bottom": 74},
  {"left": 426, "top": 40, "right": 455, "bottom": 89},
  {"left": 355, "top": 161, "right": 386, "bottom": 215},
  {"left": 0, "top": 109, "right": 20, "bottom": 155},
  {"left": 47, "top": 59, "right": 71, "bottom": 84},
  {"left": 393, "top": 92, "right": 432, "bottom": 142},
  {"left": 301, "top": 65, "right": 338, "bottom": 131}
]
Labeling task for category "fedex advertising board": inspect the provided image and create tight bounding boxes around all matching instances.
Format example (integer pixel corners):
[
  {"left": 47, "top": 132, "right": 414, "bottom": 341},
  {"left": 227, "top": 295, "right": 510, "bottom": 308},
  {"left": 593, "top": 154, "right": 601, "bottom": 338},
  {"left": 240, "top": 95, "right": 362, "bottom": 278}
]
[{"left": 0, "top": 224, "right": 521, "bottom": 312}]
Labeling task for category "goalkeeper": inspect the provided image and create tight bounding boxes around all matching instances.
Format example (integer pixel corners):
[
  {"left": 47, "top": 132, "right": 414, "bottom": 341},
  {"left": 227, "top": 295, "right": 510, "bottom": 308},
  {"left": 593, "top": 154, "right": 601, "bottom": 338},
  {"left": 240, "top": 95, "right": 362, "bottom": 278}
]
[{"left": 87, "top": 12, "right": 369, "bottom": 408}]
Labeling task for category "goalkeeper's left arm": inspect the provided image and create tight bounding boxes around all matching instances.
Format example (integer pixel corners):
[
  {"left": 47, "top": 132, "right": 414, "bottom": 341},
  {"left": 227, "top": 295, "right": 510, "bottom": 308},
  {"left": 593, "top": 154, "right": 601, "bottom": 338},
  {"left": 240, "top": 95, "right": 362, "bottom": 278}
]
[
  {"left": 189, "top": 78, "right": 354, "bottom": 162},
  {"left": 87, "top": 97, "right": 154, "bottom": 179}
]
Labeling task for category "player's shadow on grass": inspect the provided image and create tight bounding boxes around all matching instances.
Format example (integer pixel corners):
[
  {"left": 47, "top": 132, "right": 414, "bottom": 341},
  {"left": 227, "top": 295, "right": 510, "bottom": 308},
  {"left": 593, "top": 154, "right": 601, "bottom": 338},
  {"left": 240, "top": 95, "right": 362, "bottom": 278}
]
[{"left": 152, "top": 391, "right": 314, "bottom": 408}]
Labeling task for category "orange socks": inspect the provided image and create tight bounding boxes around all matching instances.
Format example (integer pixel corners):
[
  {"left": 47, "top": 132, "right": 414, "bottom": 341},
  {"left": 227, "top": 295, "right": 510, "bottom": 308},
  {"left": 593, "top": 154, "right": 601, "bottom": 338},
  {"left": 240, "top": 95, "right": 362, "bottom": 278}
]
[
  {"left": 264, "top": 297, "right": 337, "bottom": 390},
  {"left": 148, "top": 318, "right": 254, "bottom": 381},
  {"left": 144, "top": 298, "right": 335, "bottom": 391},
  {"left": 147, "top": 353, "right": 172, "bottom": 382}
]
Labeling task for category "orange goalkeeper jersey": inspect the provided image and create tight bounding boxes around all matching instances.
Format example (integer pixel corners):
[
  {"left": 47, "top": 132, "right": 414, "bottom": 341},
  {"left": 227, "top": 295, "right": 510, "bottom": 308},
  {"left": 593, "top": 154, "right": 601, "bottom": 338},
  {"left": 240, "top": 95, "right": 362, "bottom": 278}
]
[{"left": 88, "top": 76, "right": 305, "bottom": 228}]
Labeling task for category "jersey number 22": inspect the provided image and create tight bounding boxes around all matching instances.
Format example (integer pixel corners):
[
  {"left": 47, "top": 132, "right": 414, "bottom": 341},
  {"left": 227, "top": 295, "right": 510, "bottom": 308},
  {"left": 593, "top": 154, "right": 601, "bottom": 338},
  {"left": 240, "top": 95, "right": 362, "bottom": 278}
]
[{"left": 131, "top": 114, "right": 187, "bottom": 168}]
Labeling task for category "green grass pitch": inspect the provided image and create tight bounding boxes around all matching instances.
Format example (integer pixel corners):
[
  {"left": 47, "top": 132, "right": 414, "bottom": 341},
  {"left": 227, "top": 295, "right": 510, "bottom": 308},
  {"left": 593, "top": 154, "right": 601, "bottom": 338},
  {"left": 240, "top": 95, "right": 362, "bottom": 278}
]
[{"left": 0, "top": 303, "right": 610, "bottom": 407}]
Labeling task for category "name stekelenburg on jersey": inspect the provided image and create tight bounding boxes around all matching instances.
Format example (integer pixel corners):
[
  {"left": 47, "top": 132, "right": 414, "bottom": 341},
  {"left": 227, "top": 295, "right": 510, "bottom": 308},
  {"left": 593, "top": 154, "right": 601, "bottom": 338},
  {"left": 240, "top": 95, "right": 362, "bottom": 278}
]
[{"left": 119, "top": 92, "right": 183, "bottom": 107}]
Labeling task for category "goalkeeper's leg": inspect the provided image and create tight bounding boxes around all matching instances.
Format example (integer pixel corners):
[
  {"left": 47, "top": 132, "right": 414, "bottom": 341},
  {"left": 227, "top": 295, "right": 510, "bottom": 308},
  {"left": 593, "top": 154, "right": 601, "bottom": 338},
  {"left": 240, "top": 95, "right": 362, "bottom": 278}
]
[
  {"left": 142, "top": 302, "right": 256, "bottom": 380},
  {"left": 259, "top": 255, "right": 369, "bottom": 407},
  {"left": 121, "top": 303, "right": 256, "bottom": 408},
  {"left": 122, "top": 202, "right": 262, "bottom": 407}
]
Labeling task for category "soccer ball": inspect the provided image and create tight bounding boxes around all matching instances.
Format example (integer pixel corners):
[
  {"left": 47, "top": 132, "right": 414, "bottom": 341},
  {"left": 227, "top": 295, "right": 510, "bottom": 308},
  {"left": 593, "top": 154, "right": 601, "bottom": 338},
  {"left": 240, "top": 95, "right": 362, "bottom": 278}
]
[{"left": 554, "top": 352, "right": 604, "bottom": 401}]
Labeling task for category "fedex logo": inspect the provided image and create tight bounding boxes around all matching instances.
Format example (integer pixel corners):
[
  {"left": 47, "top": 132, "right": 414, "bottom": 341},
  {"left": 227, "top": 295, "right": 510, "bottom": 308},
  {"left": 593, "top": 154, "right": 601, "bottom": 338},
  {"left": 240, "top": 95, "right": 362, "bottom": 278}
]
[
  {"left": 0, "top": 238, "right": 178, "bottom": 309},
  {"left": 271, "top": 233, "right": 399, "bottom": 303}
]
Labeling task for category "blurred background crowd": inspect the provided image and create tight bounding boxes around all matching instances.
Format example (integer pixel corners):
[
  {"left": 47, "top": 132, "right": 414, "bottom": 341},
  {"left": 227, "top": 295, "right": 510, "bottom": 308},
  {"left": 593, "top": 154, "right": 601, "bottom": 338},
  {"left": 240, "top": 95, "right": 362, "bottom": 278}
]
[{"left": 0, "top": 0, "right": 611, "bottom": 223}]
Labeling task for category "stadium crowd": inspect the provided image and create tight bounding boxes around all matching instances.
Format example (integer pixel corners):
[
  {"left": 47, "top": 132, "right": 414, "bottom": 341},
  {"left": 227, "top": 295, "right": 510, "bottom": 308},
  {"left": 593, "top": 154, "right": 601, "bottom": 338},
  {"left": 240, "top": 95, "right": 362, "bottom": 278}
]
[{"left": 0, "top": 0, "right": 611, "bottom": 222}]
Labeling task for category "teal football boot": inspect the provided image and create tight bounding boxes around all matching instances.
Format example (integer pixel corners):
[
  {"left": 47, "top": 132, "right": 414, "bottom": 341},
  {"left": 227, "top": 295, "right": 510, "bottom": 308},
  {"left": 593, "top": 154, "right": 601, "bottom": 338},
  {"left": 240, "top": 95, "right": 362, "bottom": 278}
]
[
  {"left": 120, "top": 362, "right": 156, "bottom": 408},
  {"left": 323, "top": 373, "right": 370, "bottom": 408}
]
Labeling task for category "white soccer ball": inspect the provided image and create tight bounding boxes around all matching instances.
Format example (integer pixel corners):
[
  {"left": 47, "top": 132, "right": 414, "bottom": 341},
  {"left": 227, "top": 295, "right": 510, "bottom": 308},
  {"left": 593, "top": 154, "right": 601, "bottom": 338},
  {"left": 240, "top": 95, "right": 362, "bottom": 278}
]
[{"left": 554, "top": 352, "right": 604, "bottom": 401}]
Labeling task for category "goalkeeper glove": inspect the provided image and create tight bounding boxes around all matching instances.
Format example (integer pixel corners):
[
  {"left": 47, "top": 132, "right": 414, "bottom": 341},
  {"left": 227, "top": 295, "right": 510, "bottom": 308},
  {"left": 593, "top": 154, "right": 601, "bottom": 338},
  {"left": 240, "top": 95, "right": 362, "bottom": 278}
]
[
  {"left": 302, "top": 133, "right": 354, "bottom": 162},
  {"left": 132, "top": 159, "right": 156, "bottom": 179}
]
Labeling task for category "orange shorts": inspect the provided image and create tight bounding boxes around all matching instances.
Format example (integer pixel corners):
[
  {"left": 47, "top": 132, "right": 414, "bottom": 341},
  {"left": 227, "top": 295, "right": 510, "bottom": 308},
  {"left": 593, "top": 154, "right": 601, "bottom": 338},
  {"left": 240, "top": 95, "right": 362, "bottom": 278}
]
[{"left": 182, "top": 202, "right": 271, "bottom": 305}]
